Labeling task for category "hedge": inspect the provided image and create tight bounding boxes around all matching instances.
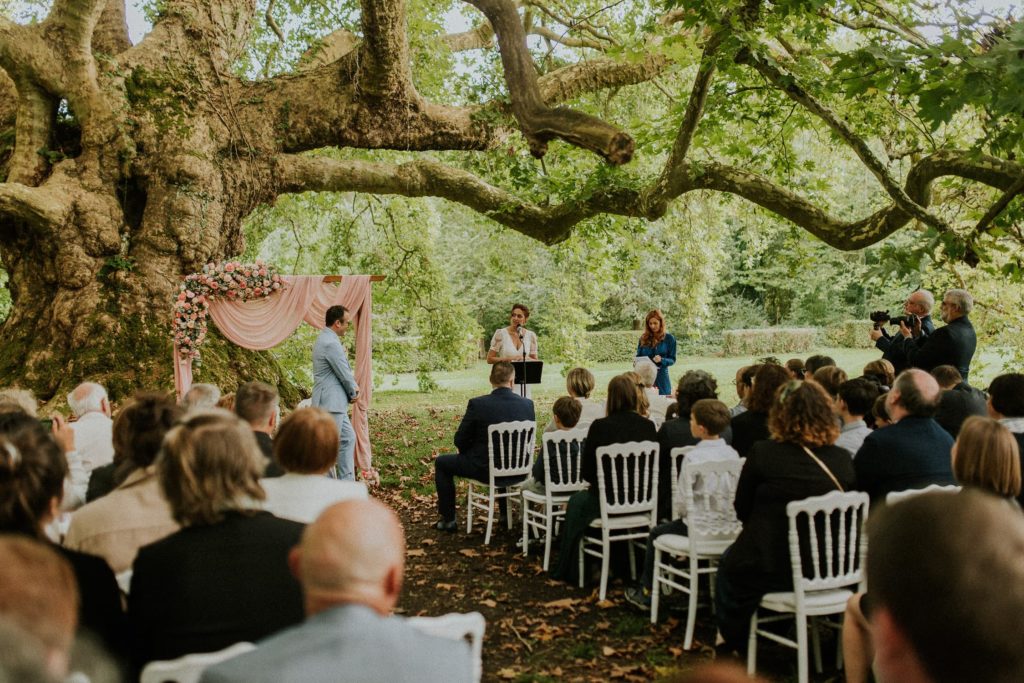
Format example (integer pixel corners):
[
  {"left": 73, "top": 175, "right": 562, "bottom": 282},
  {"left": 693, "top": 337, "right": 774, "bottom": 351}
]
[
  {"left": 721, "top": 328, "right": 818, "bottom": 356},
  {"left": 583, "top": 330, "right": 641, "bottom": 363},
  {"left": 823, "top": 320, "right": 876, "bottom": 349}
]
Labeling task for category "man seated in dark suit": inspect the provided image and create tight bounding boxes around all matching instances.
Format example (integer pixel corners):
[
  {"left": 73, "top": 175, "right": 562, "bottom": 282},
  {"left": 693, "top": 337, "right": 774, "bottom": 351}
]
[
  {"left": 854, "top": 369, "right": 955, "bottom": 502},
  {"left": 931, "top": 365, "right": 987, "bottom": 437},
  {"left": 235, "top": 381, "right": 284, "bottom": 477},
  {"left": 987, "top": 372, "right": 1024, "bottom": 507},
  {"left": 200, "top": 499, "right": 473, "bottom": 683},
  {"left": 433, "top": 361, "right": 535, "bottom": 531}
]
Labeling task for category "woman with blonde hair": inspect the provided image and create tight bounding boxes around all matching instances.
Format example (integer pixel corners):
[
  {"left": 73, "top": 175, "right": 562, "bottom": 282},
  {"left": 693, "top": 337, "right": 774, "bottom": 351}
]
[
  {"left": 128, "top": 410, "right": 304, "bottom": 667},
  {"left": 544, "top": 367, "right": 604, "bottom": 433},
  {"left": 953, "top": 415, "right": 1022, "bottom": 500},
  {"left": 636, "top": 309, "right": 677, "bottom": 395},
  {"left": 553, "top": 374, "right": 657, "bottom": 583},
  {"left": 715, "top": 381, "right": 855, "bottom": 655}
]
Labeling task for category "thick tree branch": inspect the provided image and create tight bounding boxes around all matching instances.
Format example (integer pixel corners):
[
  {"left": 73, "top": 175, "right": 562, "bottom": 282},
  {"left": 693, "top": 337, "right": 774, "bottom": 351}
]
[
  {"left": 275, "top": 150, "right": 1023, "bottom": 251},
  {"left": 93, "top": 0, "right": 132, "bottom": 56},
  {"left": 464, "top": 0, "right": 633, "bottom": 164},
  {"left": 0, "top": 182, "right": 71, "bottom": 228},
  {"left": 739, "top": 47, "right": 953, "bottom": 234},
  {"left": 356, "top": 0, "right": 411, "bottom": 102},
  {"left": 444, "top": 23, "right": 495, "bottom": 51},
  {"left": 536, "top": 52, "right": 669, "bottom": 104},
  {"left": 6, "top": 81, "right": 54, "bottom": 185},
  {"left": 973, "top": 174, "right": 1024, "bottom": 236},
  {"left": 647, "top": 29, "right": 726, "bottom": 213}
]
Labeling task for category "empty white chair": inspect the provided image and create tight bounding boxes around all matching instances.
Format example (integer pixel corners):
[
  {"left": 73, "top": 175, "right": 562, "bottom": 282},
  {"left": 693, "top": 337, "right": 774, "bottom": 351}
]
[
  {"left": 747, "top": 490, "right": 870, "bottom": 683},
  {"left": 522, "top": 429, "right": 589, "bottom": 570},
  {"left": 885, "top": 483, "right": 961, "bottom": 505},
  {"left": 651, "top": 458, "right": 744, "bottom": 649},
  {"left": 579, "top": 441, "right": 659, "bottom": 601},
  {"left": 466, "top": 420, "right": 536, "bottom": 545},
  {"left": 140, "top": 642, "right": 255, "bottom": 683},
  {"left": 407, "top": 611, "right": 486, "bottom": 683}
]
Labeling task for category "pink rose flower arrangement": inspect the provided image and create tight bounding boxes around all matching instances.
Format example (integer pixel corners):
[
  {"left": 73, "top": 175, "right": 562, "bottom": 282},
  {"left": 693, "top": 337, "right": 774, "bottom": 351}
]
[{"left": 173, "top": 260, "right": 285, "bottom": 363}]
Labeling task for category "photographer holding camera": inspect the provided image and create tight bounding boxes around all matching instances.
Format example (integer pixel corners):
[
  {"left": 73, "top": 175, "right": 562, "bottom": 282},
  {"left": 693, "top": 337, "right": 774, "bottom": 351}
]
[
  {"left": 869, "top": 289, "right": 935, "bottom": 374},
  {"left": 893, "top": 288, "right": 978, "bottom": 384}
]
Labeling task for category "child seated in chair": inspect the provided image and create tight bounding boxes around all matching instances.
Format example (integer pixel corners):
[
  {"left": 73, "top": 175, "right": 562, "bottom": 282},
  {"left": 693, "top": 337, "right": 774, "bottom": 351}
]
[
  {"left": 625, "top": 399, "right": 739, "bottom": 609},
  {"left": 522, "top": 396, "right": 583, "bottom": 494}
]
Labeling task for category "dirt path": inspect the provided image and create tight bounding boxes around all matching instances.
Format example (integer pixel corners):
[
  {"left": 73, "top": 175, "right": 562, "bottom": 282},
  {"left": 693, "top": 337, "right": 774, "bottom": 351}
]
[{"left": 379, "top": 486, "right": 742, "bottom": 682}]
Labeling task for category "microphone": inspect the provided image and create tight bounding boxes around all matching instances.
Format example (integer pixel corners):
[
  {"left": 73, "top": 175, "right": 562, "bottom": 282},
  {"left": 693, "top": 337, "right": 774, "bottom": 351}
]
[{"left": 516, "top": 325, "right": 524, "bottom": 338}]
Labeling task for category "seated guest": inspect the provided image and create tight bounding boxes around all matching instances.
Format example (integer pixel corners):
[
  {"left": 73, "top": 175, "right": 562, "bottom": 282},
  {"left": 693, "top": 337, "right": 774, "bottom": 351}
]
[
  {"left": 64, "top": 382, "right": 115, "bottom": 508},
  {"left": 0, "top": 536, "right": 79, "bottom": 682},
  {"left": 0, "top": 388, "right": 38, "bottom": 415},
  {"left": 128, "top": 410, "right": 305, "bottom": 666},
  {"left": 657, "top": 370, "right": 732, "bottom": 520},
  {"left": 862, "top": 359, "right": 896, "bottom": 390},
  {"left": 200, "top": 499, "right": 473, "bottom": 683},
  {"left": 952, "top": 416, "right": 1021, "bottom": 501},
  {"left": 811, "top": 365, "right": 848, "bottom": 401},
  {"left": 261, "top": 408, "right": 368, "bottom": 524},
  {"left": 785, "top": 358, "right": 805, "bottom": 380},
  {"left": 872, "top": 393, "right": 893, "bottom": 429},
  {"left": 433, "top": 362, "right": 535, "bottom": 532},
  {"left": 868, "top": 491, "right": 1024, "bottom": 683},
  {"left": 635, "top": 360, "right": 673, "bottom": 425},
  {"left": 523, "top": 396, "right": 583, "bottom": 494},
  {"left": 729, "top": 366, "right": 756, "bottom": 417},
  {"left": 235, "top": 381, "right": 284, "bottom": 477},
  {"left": 64, "top": 393, "right": 184, "bottom": 573},
  {"left": 544, "top": 367, "right": 603, "bottom": 433},
  {"left": 552, "top": 374, "right": 658, "bottom": 583},
  {"left": 730, "top": 364, "right": 790, "bottom": 458},
  {"left": 715, "top": 381, "right": 855, "bottom": 655},
  {"left": 854, "top": 369, "right": 955, "bottom": 503},
  {"left": 804, "top": 354, "right": 836, "bottom": 375},
  {"left": 0, "top": 413, "right": 126, "bottom": 661},
  {"left": 835, "top": 379, "right": 880, "bottom": 456},
  {"left": 932, "top": 365, "right": 987, "bottom": 438},
  {"left": 626, "top": 399, "right": 739, "bottom": 609},
  {"left": 986, "top": 373, "right": 1024, "bottom": 505},
  {"left": 180, "top": 383, "right": 221, "bottom": 412}
]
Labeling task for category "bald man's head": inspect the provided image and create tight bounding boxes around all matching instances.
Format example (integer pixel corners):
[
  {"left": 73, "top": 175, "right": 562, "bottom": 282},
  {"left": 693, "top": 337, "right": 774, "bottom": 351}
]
[
  {"left": 888, "top": 369, "right": 941, "bottom": 420},
  {"left": 293, "top": 499, "right": 406, "bottom": 617}
]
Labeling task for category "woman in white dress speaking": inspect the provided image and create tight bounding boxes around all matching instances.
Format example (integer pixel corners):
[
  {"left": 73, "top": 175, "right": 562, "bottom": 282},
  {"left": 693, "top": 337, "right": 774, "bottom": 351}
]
[{"left": 487, "top": 303, "right": 539, "bottom": 397}]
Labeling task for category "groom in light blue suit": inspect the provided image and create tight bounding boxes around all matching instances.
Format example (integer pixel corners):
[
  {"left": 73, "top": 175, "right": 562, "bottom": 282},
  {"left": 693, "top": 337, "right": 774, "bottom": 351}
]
[{"left": 312, "top": 305, "right": 360, "bottom": 480}]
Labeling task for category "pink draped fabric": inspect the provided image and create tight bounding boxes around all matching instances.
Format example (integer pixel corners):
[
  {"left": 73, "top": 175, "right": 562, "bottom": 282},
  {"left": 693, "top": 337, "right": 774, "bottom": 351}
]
[{"left": 173, "top": 275, "right": 374, "bottom": 472}]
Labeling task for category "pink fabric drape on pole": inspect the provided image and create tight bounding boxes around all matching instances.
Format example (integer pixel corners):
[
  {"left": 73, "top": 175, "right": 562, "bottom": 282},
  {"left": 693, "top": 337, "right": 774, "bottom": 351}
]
[{"left": 172, "top": 275, "right": 374, "bottom": 472}]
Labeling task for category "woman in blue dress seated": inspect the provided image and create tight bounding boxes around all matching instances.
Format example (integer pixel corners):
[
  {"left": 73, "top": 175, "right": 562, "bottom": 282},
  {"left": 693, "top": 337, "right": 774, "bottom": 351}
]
[{"left": 636, "top": 309, "right": 677, "bottom": 396}]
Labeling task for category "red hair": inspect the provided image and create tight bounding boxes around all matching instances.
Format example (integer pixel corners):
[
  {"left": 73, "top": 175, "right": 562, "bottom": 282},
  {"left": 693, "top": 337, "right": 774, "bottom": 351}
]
[{"left": 639, "top": 309, "right": 667, "bottom": 348}]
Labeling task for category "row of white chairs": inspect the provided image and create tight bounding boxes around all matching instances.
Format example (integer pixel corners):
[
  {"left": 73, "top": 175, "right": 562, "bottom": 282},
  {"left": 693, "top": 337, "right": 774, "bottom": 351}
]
[{"left": 459, "top": 420, "right": 962, "bottom": 683}]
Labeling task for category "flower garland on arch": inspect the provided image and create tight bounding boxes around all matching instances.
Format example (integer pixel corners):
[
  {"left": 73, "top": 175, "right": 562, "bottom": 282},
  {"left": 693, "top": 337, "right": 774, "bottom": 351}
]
[{"left": 174, "top": 260, "right": 284, "bottom": 362}]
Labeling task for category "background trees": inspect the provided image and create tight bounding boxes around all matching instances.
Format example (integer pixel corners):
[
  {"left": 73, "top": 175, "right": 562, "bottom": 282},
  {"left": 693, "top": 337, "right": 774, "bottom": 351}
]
[{"left": 1, "top": 0, "right": 1020, "bottom": 400}]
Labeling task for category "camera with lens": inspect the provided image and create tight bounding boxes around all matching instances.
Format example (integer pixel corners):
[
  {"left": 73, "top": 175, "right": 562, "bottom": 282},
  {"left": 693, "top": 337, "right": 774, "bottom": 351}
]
[{"left": 869, "top": 310, "right": 916, "bottom": 330}]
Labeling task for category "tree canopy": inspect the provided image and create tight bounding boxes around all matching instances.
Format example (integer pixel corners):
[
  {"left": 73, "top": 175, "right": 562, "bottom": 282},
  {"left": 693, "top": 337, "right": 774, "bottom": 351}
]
[{"left": 0, "top": 0, "right": 1021, "bottom": 398}]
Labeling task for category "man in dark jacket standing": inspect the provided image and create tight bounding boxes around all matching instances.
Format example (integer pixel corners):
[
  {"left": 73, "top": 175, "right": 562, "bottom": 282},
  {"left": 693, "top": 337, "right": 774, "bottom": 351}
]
[
  {"left": 893, "top": 288, "right": 977, "bottom": 384},
  {"left": 869, "top": 289, "right": 935, "bottom": 374},
  {"left": 433, "top": 361, "right": 535, "bottom": 531}
]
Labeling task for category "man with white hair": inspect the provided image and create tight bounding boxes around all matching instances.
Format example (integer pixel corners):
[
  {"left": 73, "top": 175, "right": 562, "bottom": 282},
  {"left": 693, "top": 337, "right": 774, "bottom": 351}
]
[
  {"left": 65, "top": 382, "right": 114, "bottom": 507},
  {"left": 181, "top": 383, "right": 221, "bottom": 411},
  {"left": 894, "top": 288, "right": 977, "bottom": 383},
  {"left": 200, "top": 499, "right": 473, "bottom": 683}
]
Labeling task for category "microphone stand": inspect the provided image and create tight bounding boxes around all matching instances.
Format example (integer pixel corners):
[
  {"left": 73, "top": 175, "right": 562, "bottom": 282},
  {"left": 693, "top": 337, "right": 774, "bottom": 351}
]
[{"left": 518, "top": 326, "right": 527, "bottom": 397}]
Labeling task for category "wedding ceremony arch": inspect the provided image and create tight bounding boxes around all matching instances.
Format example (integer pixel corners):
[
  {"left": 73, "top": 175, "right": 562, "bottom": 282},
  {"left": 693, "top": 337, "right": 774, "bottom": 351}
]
[{"left": 172, "top": 268, "right": 381, "bottom": 472}]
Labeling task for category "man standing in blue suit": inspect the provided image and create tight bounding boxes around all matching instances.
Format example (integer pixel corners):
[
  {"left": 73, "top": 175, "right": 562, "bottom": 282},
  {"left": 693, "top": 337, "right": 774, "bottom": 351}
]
[
  {"left": 313, "top": 305, "right": 360, "bottom": 480},
  {"left": 434, "top": 361, "right": 535, "bottom": 531}
]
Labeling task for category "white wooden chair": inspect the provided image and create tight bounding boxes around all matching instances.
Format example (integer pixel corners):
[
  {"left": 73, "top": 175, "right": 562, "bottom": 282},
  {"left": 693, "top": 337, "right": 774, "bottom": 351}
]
[
  {"left": 579, "top": 440, "right": 659, "bottom": 601},
  {"left": 522, "top": 429, "right": 589, "bottom": 570},
  {"left": 407, "top": 611, "right": 486, "bottom": 683},
  {"left": 651, "top": 457, "right": 744, "bottom": 649},
  {"left": 885, "top": 483, "right": 961, "bottom": 505},
  {"left": 747, "top": 490, "right": 870, "bottom": 683},
  {"left": 466, "top": 420, "right": 536, "bottom": 545},
  {"left": 666, "top": 446, "right": 689, "bottom": 521},
  {"left": 139, "top": 642, "right": 255, "bottom": 683}
]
